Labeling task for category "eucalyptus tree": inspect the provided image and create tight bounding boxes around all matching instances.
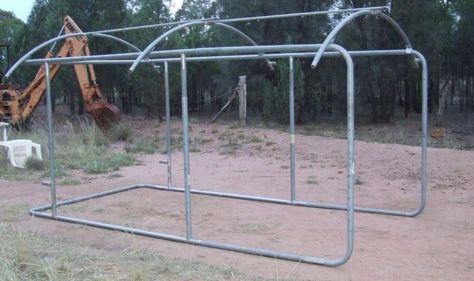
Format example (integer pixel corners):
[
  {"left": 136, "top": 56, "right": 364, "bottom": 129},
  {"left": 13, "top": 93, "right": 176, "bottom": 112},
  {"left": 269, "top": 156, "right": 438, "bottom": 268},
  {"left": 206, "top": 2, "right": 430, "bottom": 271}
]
[
  {"left": 14, "top": 0, "right": 128, "bottom": 114},
  {"left": 212, "top": 0, "right": 332, "bottom": 123},
  {"left": 453, "top": 0, "right": 474, "bottom": 112},
  {"left": 124, "top": 0, "right": 171, "bottom": 117},
  {"left": 0, "top": 10, "right": 25, "bottom": 77}
]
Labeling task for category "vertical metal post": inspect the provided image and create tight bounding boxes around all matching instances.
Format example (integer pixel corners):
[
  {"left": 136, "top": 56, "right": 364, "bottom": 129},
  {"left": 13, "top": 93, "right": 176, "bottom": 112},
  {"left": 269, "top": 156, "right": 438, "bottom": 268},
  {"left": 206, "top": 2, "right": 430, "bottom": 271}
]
[
  {"left": 164, "top": 61, "right": 172, "bottom": 188},
  {"left": 45, "top": 62, "right": 57, "bottom": 217},
  {"left": 419, "top": 52, "right": 428, "bottom": 213},
  {"left": 181, "top": 54, "right": 192, "bottom": 240},
  {"left": 288, "top": 56, "right": 296, "bottom": 202},
  {"left": 345, "top": 50, "right": 355, "bottom": 261}
]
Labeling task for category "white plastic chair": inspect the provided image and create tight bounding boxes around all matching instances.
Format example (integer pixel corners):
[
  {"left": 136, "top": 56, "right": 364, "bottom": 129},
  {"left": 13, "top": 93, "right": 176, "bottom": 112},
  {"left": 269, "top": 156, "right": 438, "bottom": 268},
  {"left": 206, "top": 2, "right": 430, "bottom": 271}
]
[{"left": 2, "top": 139, "right": 43, "bottom": 168}]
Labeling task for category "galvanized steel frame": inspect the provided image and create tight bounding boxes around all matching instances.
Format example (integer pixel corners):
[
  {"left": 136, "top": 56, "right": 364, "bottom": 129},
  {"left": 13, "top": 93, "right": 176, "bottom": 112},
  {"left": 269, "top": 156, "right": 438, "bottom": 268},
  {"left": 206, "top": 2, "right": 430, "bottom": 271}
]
[{"left": 7, "top": 7, "right": 428, "bottom": 266}]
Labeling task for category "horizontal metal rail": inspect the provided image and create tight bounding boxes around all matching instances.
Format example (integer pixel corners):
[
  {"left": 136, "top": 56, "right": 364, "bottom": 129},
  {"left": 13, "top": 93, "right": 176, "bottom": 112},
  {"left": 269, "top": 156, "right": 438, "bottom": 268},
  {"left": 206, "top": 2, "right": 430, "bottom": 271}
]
[{"left": 24, "top": 48, "right": 415, "bottom": 65}]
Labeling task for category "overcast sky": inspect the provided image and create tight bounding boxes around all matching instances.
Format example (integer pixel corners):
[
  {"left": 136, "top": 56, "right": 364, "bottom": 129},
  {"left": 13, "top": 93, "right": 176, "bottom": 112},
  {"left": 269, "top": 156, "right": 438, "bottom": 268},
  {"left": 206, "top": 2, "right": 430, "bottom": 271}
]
[
  {"left": 0, "top": 0, "right": 184, "bottom": 23},
  {"left": 0, "top": 0, "right": 35, "bottom": 23}
]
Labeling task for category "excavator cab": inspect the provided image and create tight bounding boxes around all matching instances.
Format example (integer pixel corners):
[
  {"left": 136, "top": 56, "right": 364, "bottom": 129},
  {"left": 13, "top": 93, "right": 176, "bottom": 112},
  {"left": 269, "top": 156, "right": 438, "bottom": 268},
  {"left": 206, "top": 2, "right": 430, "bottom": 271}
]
[{"left": 0, "top": 16, "right": 120, "bottom": 131}]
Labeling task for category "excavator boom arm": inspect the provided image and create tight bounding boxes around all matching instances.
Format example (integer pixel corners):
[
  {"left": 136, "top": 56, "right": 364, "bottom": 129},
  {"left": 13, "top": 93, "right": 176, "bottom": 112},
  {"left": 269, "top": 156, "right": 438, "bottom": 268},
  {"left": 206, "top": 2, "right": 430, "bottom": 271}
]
[{"left": 0, "top": 16, "right": 119, "bottom": 130}]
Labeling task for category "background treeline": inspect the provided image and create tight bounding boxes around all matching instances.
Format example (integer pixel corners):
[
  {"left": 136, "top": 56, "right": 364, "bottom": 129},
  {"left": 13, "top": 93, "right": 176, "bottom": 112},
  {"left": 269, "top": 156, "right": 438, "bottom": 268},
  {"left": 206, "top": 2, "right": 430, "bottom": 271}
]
[{"left": 0, "top": 0, "right": 472, "bottom": 124}]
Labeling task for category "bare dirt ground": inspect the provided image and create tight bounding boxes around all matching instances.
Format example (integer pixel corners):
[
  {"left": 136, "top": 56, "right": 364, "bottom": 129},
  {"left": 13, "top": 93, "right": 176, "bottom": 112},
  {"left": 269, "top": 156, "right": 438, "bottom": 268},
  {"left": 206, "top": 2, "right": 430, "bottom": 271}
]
[{"left": 1, "top": 118, "right": 473, "bottom": 280}]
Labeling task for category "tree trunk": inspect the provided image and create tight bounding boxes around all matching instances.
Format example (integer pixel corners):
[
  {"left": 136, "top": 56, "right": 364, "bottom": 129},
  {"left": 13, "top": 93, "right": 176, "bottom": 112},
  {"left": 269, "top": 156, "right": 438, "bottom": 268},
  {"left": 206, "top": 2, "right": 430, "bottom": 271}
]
[
  {"left": 237, "top": 76, "right": 247, "bottom": 126},
  {"left": 435, "top": 80, "right": 451, "bottom": 127},
  {"left": 203, "top": 90, "right": 211, "bottom": 112},
  {"left": 69, "top": 90, "right": 75, "bottom": 115},
  {"left": 404, "top": 78, "right": 410, "bottom": 118}
]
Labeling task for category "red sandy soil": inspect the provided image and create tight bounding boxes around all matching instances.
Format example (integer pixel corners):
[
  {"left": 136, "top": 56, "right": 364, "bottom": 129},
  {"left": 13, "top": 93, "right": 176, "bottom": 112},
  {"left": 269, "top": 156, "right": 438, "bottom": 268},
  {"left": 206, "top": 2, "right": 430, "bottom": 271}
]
[{"left": 0, "top": 121, "right": 473, "bottom": 280}]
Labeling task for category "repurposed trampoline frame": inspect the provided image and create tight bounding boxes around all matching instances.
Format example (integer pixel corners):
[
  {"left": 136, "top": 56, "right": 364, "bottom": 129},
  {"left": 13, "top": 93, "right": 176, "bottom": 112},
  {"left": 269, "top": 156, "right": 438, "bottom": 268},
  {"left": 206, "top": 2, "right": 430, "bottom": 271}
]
[{"left": 6, "top": 6, "right": 428, "bottom": 266}]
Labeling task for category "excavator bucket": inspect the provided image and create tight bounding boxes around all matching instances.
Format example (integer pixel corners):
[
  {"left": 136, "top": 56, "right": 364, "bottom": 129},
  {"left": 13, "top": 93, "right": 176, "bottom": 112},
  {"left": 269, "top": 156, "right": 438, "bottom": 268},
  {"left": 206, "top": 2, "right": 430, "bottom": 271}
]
[{"left": 90, "top": 103, "right": 120, "bottom": 131}]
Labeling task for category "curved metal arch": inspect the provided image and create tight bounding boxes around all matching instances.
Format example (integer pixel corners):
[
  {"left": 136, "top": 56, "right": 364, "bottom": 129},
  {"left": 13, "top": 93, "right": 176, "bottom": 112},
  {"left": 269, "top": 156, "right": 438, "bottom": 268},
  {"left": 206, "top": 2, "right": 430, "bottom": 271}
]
[
  {"left": 129, "top": 21, "right": 269, "bottom": 72},
  {"left": 213, "top": 23, "right": 274, "bottom": 70},
  {"left": 5, "top": 32, "right": 142, "bottom": 79},
  {"left": 311, "top": 10, "right": 417, "bottom": 69},
  {"left": 91, "top": 33, "right": 142, "bottom": 53},
  {"left": 129, "top": 20, "right": 207, "bottom": 72}
]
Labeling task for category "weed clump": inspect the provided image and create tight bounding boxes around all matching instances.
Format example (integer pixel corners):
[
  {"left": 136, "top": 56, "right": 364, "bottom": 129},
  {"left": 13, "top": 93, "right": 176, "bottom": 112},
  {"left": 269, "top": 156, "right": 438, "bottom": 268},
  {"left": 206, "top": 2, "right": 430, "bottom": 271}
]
[
  {"left": 108, "top": 124, "right": 134, "bottom": 142},
  {"left": 84, "top": 153, "right": 134, "bottom": 174},
  {"left": 78, "top": 118, "right": 109, "bottom": 146},
  {"left": 24, "top": 157, "right": 45, "bottom": 171},
  {"left": 127, "top": 137, "right": 160, "bottom": 154}
]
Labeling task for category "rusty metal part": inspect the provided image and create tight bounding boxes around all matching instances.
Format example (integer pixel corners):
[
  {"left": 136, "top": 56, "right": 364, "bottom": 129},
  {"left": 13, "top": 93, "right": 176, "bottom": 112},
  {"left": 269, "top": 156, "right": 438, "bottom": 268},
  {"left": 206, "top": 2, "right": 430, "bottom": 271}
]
[{"left": 90, "top": 103, "right": 120, "bottom": 130}]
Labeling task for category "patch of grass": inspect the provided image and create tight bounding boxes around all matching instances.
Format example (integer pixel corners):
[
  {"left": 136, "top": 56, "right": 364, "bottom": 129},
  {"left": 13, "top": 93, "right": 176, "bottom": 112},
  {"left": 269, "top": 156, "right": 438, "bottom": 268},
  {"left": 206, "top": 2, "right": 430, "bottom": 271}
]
[
  {"left": 306, "top": 176, "right": 318, "bottom": 185},
  {"left": 107, "top": 124, "right": 134, "bottom": 142},
  {"left": 218, "top": 130, "right": 234, "bottom": 141},
  {"left": 192, "top": 136, "right": 214, "bottom": 145},
  {"left": 59, "top": 177, "right": 81, "bottom": 185},
  {"left": 56, "top": 141, "right": 134, "bottom": 173},
  {"left": 160, "top": 134, "right": 206, "bottom": 153},
  {"left": 128, "top": 137, "right": 160, "bottom": 154},
  {"left": 8, "top": 128, "right": 48, "bottom": 150},
  {"left": 0, "top": 151, "right": 45, "bottom": 181},
  {"left": 78, "top": 118, "right": 109, "bottom": 147},
  {"left": 265, "top": 141, "right": 276, "bottom": 146},
  {"left": 84, "top": 153, "right": 134, "bottom": 174},
  {"left": 24, "top": 157, "right": 46, "bottom": 171},
  {"left": 170, "top": 135, "right": 183, "bottom": 150},
  {"left": 219, "top": 141, "right": 242, "bottom": 155},
  {"left": 229, "top": 123, "right": 241, "bottom": 129},
  {"left": 0, "top": 223, "right": 260, "bottom": 281},
  {"left": 91, "top": 208, "right": 106, "bottom": 214},
  {"left": 217, "top": 130, "right": 268, "bottom": 154},
  {"left": 54, "top": 129, "right": 135, "bottom": 174},
  {"left": 189, "top": 146, "right": 201, "bottom": 153},
  {"left": 1, "top": 203, "right": 30, "bottom": 222},
  {"left": 240, "top": 223, "right": 272, "bottom": 235},
  {"left": 1, "top": 122, "right": 134, "bottom": 178},
  {"left": 429, "top": 132, "right": 462, "bottom": 149},
  {"left": 247, "top": 135, "right": 263, "bottom": 143}
]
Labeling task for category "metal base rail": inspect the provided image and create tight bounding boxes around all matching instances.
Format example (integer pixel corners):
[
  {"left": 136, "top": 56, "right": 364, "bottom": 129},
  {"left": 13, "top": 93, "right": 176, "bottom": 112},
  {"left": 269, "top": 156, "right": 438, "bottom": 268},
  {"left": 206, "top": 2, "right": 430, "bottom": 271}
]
[
  {"left": 30, "top": 176, "right": 425, "bottom": 265},
  {"left": 31, "top": 184, "right": 351, "bottom": 266}
]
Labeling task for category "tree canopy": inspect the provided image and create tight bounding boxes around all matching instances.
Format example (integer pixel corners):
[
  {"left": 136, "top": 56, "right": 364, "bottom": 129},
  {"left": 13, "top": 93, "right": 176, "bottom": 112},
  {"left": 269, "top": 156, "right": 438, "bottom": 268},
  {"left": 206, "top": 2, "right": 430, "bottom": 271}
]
[{"left": 0, "top": 0, "right": 472, "bottom": 123}]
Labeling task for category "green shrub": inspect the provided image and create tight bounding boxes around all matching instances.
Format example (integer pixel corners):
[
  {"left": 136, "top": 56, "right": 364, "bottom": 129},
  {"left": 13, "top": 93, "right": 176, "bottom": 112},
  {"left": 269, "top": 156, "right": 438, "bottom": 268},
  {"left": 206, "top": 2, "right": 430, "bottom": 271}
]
[
  {"left": 84, "top": 153, "right": 134, "bottom": 174},
  {"left": 55, "top": 135, "right": 134, "bottom": 174},
  {"left": 78, "top": 117, "right": 109, "bottom": 147},
  {"left": 128, "top": 137, "right": 159, "bottom": 154},
  {"left": 24, "top": 157, "right": 45, "bottom": 171},
  {"left": 108, "top": 124, "right": 134, "bottom": 142}
]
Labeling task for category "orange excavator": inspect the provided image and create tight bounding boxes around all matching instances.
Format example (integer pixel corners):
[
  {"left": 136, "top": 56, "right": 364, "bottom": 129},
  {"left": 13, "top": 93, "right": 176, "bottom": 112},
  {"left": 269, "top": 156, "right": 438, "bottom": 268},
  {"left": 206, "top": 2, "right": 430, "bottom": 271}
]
[{"left": 0, "top": 16, "right": 120, "bottom": 130}]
